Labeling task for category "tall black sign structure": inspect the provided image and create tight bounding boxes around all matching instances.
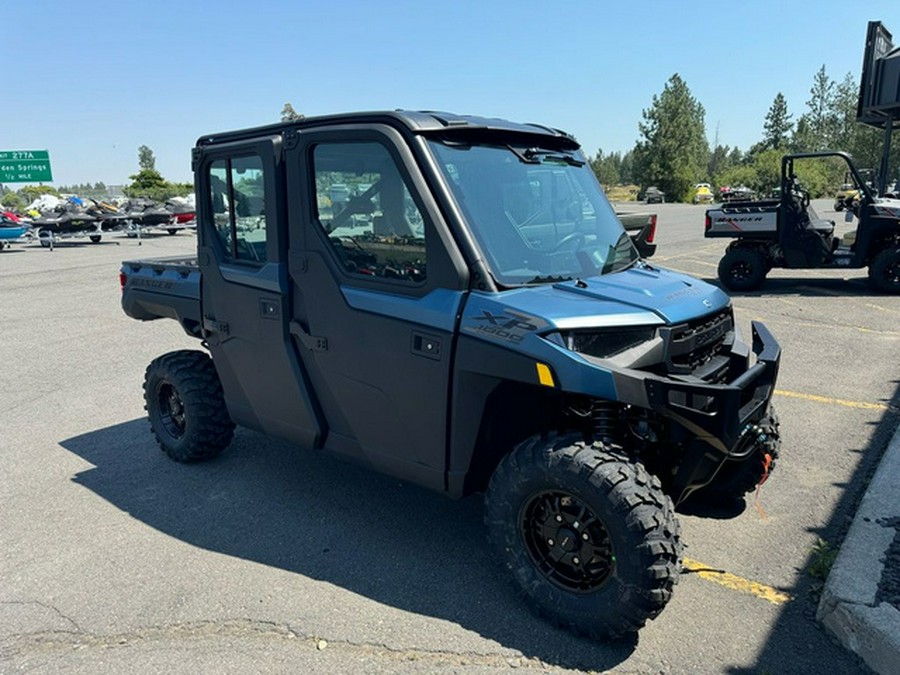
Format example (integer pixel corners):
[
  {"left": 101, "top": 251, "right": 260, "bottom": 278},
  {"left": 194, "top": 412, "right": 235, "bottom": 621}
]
[{"left": 858, "top": 21, "right": 900, "bottom": 195}]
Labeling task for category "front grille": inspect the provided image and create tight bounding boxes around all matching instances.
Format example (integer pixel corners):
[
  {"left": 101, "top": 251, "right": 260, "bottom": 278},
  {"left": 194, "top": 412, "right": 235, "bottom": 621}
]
[{"left": 661, "top": 308, "right": 734, "bottom": 376}]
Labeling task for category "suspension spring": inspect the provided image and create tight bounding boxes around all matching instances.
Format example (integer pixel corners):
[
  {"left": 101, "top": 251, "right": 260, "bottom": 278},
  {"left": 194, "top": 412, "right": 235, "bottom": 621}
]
[{"left": 592, "top": 401, "right": 619, "bottom": 444}]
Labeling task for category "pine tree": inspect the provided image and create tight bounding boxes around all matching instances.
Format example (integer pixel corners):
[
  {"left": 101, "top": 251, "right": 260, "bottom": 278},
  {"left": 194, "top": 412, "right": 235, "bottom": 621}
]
[
  {"left": 634, "top": 74, "right": 709, "bottom": 201},
  {"left": 762, "top": 93, "right": 793, "bottom": 150},
  {"left": 804, "top": 66, "right": 837, "bottom": 151},
  {"left": 138, "top": 145, "right": 156, "bottom": 171}
]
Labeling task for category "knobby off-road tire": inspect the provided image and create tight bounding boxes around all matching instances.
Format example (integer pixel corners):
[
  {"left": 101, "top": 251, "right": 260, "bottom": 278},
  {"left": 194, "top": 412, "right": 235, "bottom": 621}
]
[
  {"left": 144, "top": 350, "right": 235, "bottom": 462},
  {"left": 485, "top": 433, "right": 682, "bottom": 640},
  {"left": 718, "top": 247, "right": 768, "bottom": 292},
  {"left": 868, "top": 247, "right": 900, "bottom": 294},
  {"left": 696, "top": 407, "right": 781, "bottom": 504}
]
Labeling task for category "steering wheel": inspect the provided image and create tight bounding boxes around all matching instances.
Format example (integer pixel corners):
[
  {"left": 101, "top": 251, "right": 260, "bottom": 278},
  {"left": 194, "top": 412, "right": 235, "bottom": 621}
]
[{"left": 553, "top": 232, "right": 584, "bottom": 252}]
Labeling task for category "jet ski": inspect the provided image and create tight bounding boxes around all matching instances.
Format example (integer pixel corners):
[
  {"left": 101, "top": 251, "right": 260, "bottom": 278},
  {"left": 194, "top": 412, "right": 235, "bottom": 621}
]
[
  {"left": 31, "top": 198, "right": 104, "bottom": 247},
  {"left": 0, "top": 211, "right": 31, "bottom": 249},
  {"left": 122, "top": 197, "right": 196, "bottom": 236}
]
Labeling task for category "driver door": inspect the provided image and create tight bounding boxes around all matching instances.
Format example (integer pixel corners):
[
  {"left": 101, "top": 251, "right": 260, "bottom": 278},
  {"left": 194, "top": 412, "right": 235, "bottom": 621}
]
[{"left": 285, "top": 125, "right": 468, "bottom": 490}]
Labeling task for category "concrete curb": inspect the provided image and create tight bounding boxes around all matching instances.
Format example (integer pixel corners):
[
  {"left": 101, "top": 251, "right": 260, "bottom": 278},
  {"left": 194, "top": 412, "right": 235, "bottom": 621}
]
[{"left": 817, "top": 418, "right": 900, "bottom": 674}]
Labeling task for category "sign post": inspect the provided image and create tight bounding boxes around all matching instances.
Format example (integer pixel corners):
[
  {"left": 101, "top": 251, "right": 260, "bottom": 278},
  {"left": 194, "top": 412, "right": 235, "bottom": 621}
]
[{"left": 0, "top": 150, "right": 53, "bottom": 183}]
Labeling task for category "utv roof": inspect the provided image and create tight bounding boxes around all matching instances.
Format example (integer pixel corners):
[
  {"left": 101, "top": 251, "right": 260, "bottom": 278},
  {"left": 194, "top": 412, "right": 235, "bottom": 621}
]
[{"left": 195, "top": 110, "right": 580, "bottom": 150}]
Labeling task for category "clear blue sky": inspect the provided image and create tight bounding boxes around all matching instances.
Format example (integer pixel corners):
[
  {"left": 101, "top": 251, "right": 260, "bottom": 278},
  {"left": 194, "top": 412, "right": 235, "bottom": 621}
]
[{"left": 4, "top": 1, "right": 897, "bottom": 187}]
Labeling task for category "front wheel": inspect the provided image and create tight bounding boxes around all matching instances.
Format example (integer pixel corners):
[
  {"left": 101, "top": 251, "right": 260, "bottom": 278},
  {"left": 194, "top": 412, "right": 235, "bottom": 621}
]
[
  {"left": 485, "top": 434, "right": 681, "bottom": 640},
  {"left": 143, "top": 350, "right": 235, "bottom": 462},
  {"left": 868, "top": 247, "right": 900, "bottom": 293},
  {"left": 718, "top": 247, "right": 768, "bottom": 291}
]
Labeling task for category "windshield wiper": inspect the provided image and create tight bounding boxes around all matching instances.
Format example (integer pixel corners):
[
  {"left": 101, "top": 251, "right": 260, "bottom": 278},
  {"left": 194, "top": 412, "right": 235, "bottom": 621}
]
[
  {"left": 507, "top": 146, "right": 585, "bottom": 166},
  {"left": 523, "top": 274, "right": 573, "bottom": 285}
]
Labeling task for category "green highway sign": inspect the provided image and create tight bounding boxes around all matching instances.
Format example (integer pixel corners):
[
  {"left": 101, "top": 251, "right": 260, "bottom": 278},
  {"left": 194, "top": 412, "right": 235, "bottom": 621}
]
[{"left": 0, "top": 150, "right": 53, "bottom": 183}]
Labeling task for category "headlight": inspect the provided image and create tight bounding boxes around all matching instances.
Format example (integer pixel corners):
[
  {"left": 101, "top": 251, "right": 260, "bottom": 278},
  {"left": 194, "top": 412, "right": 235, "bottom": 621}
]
[{"left": 547, "top": 327, "right": 658, "bottom": 359}]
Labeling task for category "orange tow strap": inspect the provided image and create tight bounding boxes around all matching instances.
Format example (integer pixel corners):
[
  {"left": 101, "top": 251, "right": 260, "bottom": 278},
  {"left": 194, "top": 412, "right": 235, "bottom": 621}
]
[{"left": 753, "top": 452, "right": 773, "bottom": 519}]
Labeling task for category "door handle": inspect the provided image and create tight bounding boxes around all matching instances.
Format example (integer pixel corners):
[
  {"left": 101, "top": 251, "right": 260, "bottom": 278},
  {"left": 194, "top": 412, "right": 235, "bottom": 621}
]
[
  {"left": 203, "top": 316, "right": 230, "bottom": 335},
  {"left": 290, "top": 321, "right": 328, "bottom": 352},
  {"left": 411, "top": 331, "right": 441, "bottom": 360}
]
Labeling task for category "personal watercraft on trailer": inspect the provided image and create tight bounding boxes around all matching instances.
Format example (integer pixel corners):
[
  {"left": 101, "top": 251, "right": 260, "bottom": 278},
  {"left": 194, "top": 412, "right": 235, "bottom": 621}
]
[
  {"left": 0, "top": 211, "right": 31, "bottom": 250},
  {"left": 86, "top": 199, "right": 131, "bottom": 232},
  {"left": 30, "top": 199, "right": 104, "bottom": 247},
  {"left": 121, "top": 197, "right": 196, "bottom": 237}
]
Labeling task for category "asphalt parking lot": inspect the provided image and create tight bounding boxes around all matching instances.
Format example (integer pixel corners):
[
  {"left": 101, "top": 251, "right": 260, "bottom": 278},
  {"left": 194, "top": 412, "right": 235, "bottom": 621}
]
[{"left": 1, "top": 200, "right": 898, "bottom": 673}]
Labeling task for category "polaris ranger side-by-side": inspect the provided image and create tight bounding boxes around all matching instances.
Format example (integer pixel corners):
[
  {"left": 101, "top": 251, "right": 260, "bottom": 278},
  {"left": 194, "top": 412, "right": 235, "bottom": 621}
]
[
  {"left": 121, "top": 111, "right": 781, "bottom": 639},
  {"left": 706, "top": 152, "right": 900, "bottom": 293}
]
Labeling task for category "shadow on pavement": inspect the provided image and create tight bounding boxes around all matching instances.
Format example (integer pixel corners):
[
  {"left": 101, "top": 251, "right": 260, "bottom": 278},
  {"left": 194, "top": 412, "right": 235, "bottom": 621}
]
[
  {"left": 61, "top": 420, "right": 636, "bottom": 672},
  {"left": 727, "top": 380, "right": 900, "bottom": 674}
]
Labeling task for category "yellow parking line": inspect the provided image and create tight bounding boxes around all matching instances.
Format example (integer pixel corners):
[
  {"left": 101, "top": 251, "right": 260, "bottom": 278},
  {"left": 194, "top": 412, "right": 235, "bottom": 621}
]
[
  {"left": 682, "top": 557, "right": 791, "bottom": 605},
  {"left": 864, "top": 302, "right": 900, "bottom": 315},
  {"left": 774, "top": 389, "right": 892, "bottom": 411},
  {"left": 748, "top": 316, "right": 900, "bottom": 336}
]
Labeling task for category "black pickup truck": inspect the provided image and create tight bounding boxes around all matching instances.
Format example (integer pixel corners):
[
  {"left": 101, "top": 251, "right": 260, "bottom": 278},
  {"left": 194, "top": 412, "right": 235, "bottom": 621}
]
[{"left": 121, "top": 110, "right": 781, "bottom": 640}]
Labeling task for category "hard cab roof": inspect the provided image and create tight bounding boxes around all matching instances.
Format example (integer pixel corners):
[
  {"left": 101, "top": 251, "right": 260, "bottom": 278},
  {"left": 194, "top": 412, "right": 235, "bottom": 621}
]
[{"left": 194, "top": 110, "right": 580, "bottom": 151}]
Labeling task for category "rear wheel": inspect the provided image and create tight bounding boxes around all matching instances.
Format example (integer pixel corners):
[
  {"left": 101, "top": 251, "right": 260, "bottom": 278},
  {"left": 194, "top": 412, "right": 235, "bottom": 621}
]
[
  {"left": 693, "top": 407, "right": 781, "bottom": 504},
  {"left": 868, "top": 247, "right": 900, "bottom": 294},
  {"left": 144, "top": 350, "right": 235, "bottom": 462},
  {"left": 485, "top": 434, "right": 681, "bottom": 640},
  {"left": 718, "top": 247, "right": 768, "bottom": 291},
  {"left": 89, "top": 235, "right": 101, "bottom": 243}
]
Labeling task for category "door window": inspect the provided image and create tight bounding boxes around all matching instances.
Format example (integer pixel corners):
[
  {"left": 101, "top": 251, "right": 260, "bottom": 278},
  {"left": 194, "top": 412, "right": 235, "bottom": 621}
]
[
  {"left": 208, "top": 155, "right": 267, "bottom": 262},
  {"left": 311, "top": 142, "right": 426, "bottom": 283}
]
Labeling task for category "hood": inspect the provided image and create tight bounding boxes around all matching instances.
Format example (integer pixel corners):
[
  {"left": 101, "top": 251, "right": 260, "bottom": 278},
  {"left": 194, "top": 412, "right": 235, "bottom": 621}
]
[{"left": 485, "top": 265, "right": 731, "bottom": 329}]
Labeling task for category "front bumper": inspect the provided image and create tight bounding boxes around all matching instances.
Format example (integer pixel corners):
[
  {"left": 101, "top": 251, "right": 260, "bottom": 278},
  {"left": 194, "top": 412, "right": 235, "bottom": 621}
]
[
  {"left": 645, "top": 321, "right": 780, "bottom": 452},
  {"left": 612, "top": 320, "right": 780, "bottom": 501}
]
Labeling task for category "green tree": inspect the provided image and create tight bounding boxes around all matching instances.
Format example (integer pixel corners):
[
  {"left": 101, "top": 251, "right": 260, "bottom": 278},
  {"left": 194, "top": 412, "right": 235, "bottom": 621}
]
[
  {"left": 126, "top": 144, "right": 193, "bottom": 200},
  {"left": 1, "top": 191, "right": 23, "bottom": 210},
  {"left": 762, "top": 93, "right": 793, "bottom": 150},
  {"left": 790, "top": 115, "right": 815, "bottom": 153},
  {"left": 716, "top": 149, "right": 777, "bottom": 196},
  {"left": 127, "top": 168, "right": 167, "bottom": 192},
  {"left": 708, "top": 144, "right": 734, "bottom": 179},
  {"left": 834, "top": 74, "right": 900, "bottom": 193},
  {"left": 138, "top": 145, "right": 156, "bottom": 171},
  {"left": 633, "top": 74, "right": 709, "bottom": 201},
  {"left": 804, "top": 65, "right": 837, "bottom": 151},
  {"left": 18, "top": 185, "right": 59, "bottom": 206},
  {"left": 589, "top": 149, "right": 622, "bottom": 187},
  {"left": 125, "top": 167, "right": 192, "bottom": 201},
  {"left": 619, "top": 150, "right": 635, "bottom": 184}
]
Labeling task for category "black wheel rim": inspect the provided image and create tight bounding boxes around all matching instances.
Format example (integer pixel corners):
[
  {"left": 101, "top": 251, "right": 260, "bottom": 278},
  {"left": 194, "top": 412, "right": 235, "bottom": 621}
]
[
  {"left": 520, "top": 490, "right": 614, "bottom": 593},
  {"left": 731, "top": 260, "right": 753, "bottom": 281},
  {"left": 157, "top": 382, "right": 186, "bottom": 439}
]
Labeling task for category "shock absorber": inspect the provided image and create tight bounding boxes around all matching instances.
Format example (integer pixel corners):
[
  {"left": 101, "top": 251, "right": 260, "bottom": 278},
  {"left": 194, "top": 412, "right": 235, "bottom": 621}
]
[{"left": 591, "top": 400, "right": 619, "bottom": 445}]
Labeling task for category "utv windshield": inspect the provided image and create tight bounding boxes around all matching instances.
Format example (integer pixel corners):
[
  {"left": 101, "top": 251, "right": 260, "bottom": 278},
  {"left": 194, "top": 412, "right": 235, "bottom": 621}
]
[{"left": 427, "top": 140, "right": 638, "bottom": 286}]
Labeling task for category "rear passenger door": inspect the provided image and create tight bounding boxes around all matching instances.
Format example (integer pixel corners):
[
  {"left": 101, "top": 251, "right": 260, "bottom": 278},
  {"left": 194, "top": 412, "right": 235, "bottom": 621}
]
[{"left": 195, "top": 136, "right": 321, "bottom": 448}]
